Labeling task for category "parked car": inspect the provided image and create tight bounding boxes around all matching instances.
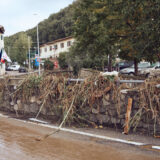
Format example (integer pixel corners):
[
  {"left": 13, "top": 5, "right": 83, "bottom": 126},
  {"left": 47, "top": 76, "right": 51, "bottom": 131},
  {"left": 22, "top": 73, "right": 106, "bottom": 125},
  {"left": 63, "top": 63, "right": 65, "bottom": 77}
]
[
  {"left": 104, "top": 61, "right": 134, "bottom": 72},
  {"left": 139, "top": 62, "right": 160, "bottom": 77},
  {"left": 6, "top": 65, "right": 20, "bottom": 71},
  {"left": 120, "top": 62, "right": 150, "bottom": 75},
  {"left": 116, "top": 61, "right": 134, "bottom": 70},
  {"left": 18, "top": 67, "right": 28, "bottom": 73}
]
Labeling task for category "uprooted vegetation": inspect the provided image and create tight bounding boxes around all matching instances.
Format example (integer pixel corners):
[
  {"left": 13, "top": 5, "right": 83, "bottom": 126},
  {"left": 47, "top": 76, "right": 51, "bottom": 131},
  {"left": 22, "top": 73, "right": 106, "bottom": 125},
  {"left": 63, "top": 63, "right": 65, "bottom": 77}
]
[
  {"left": 11, "top": 74, "right": 118, "bottom": 125},
  {"left": 0, "top": 73, "right": 160, "bottom": 135}
]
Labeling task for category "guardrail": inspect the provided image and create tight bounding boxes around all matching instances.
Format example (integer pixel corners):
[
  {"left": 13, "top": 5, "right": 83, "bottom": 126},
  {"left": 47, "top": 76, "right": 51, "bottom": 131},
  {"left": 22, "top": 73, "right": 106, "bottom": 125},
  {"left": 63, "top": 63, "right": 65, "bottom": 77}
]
[{"left": 67, "top": 79, "right": 145, "bottom": 83}]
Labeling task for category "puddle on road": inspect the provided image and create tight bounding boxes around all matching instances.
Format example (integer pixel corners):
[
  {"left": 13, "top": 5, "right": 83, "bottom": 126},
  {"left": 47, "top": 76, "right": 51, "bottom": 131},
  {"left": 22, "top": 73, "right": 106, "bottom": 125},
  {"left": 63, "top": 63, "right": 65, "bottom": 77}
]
[{"left": 0, "top": 119, "right": 159, "bottom": 160}]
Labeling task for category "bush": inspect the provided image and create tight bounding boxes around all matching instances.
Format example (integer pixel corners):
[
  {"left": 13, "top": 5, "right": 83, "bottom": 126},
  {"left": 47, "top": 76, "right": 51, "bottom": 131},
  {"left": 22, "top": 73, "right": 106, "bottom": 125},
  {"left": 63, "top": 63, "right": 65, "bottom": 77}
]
[
  {"left": 44, "top": 59, "right": 54, "bottom": 70},
  {"left": 58, "top": 52, "right": 68, "bottom": 69}
]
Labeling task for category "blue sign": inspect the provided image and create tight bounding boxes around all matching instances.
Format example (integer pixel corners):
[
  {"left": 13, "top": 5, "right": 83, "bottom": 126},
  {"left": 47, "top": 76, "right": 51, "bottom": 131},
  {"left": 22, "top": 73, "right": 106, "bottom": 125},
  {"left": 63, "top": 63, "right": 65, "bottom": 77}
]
[{"left": 35, "top": 58, "right": 39, "bottom": 67}]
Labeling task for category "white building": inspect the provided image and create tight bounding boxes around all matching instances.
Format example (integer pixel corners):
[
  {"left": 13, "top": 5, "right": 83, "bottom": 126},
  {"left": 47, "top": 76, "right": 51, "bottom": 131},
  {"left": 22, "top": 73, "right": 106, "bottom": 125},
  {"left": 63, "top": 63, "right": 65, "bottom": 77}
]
[
  {"left": 40, "top": 36, "right": 75, "bottom": 59},
  {"left": 0, "top": 25, "right": 5, "bottom": 75}
]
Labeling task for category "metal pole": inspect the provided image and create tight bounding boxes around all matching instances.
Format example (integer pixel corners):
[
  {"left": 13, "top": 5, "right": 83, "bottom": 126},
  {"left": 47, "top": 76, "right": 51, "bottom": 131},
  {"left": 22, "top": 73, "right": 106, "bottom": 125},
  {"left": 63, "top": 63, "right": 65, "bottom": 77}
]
[
  {"left": 8, "top": 46, "right": 10, "bottom": 57},
  {"left": 28, "top": 36, "right": 31, "bottom": 71},
  {"left": 37, "top": 23, "right": 40, "bottom": 75}
]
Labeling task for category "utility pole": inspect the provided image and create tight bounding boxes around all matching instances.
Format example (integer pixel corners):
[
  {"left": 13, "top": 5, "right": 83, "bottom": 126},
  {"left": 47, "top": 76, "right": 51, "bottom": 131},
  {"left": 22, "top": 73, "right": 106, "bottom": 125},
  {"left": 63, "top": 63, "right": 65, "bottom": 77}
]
[
  {"left": 28, "top": 36, "right": 31, "bottom": 71},
  {"left": 7, "top": 46, "right": 10, "bottom": 57}
]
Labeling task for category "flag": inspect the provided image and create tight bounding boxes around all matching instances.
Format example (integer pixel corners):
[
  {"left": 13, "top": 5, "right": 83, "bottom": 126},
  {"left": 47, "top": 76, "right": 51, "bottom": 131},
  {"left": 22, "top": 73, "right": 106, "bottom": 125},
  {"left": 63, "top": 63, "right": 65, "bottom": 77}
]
[
  {"left": 1, "top": 58, "right": 5, "bottom": 63},
  {"left": 1, "top": 49, "right": 5, "bottom": 63},
  {"left": 1, "top": 49, "right": 12, "bottom": 63},
  {"left": 0, "top": 49, "right": 2, "bottom": 61}
]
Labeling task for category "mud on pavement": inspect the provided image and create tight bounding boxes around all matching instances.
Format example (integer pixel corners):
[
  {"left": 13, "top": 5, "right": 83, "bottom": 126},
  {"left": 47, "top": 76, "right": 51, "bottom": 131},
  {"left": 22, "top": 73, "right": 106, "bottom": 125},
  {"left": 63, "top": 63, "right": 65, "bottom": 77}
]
[{"left": 0, "top": 116, "right": 160, "bottom": 160}]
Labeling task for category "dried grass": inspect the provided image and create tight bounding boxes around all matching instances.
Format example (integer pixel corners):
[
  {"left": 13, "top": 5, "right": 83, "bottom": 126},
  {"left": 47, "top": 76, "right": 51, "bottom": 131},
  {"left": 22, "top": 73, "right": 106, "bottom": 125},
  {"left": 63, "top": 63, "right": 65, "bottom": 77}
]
[{"left": 1, "top": 73, "right": 160, "bottom": 133}]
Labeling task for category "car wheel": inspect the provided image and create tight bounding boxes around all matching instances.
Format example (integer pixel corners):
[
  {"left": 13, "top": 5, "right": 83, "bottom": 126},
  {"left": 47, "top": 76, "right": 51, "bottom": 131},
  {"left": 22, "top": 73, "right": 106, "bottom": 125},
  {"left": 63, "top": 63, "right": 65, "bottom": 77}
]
[
  {"left": 145, "top": 73, "right": 150, "bottom": 78},
  {"left": 128, "top": 72, "right": 135, "bottom": 76}
]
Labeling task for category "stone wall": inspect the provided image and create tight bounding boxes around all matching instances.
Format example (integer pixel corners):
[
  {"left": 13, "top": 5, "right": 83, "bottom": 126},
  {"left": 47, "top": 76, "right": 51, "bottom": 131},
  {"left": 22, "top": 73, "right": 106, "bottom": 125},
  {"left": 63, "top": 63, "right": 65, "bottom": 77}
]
[
  {"left": 89, "top": 89, "right": 160, "bottom": 135},
  {"left": 0, "top": 85, "right": 160, "bottom": 136}
]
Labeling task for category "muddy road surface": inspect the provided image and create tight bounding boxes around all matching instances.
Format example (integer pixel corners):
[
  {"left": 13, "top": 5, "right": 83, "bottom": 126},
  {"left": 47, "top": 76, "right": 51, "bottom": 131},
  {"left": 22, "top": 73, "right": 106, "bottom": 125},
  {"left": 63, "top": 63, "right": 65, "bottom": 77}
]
[{"left": 0, "top": 116, "right": 159, "bottom": 160}]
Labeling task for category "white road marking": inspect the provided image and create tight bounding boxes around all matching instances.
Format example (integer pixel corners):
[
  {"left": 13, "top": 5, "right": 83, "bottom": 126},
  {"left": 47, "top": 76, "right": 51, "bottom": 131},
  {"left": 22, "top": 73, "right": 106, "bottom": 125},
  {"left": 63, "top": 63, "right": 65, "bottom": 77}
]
[
  {"left": 29, "top": 118, "right": 48, "bottom": 124},
  {"left": 0, "top": 113, "right": 160, "bottom": 150},
  {"left": 152, "top": 146, "right": 160, "bottom": 150}
]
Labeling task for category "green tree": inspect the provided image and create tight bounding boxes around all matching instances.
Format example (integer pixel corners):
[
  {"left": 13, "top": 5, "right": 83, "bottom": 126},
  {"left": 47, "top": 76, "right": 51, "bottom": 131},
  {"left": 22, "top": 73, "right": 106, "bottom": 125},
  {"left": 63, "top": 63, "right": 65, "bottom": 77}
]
[
  {"left": 113, "top": 0, "right": 160, "bottom": 74},
  {"left": 58, "top": 52, "right": 68, "bottom": 69},
  {"left": 12, "top": 33, "right": 29, "bottom": 65},
  {"left": 70, "top": 0, "right": 160, "bottom": 74},
  {"left": 69, "top": 0, "right": 118, "bottom": 72}
]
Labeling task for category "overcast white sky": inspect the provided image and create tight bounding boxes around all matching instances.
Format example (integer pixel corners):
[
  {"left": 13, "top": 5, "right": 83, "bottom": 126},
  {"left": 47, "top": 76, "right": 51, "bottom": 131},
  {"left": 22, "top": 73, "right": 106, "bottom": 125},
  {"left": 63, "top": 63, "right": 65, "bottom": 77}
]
[{"left": 0, "top": 0, "right": 75, "bottom": 36}]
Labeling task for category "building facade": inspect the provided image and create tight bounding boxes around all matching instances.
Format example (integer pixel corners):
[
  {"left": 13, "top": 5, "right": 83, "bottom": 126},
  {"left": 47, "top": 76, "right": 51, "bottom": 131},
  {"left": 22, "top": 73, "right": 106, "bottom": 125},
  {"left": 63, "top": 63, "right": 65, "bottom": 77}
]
[
  {"left": 0, "top": 25, "right": 5, "bottom": 75},
  {"left": 40, "top": 36, "right": 75, "bottom": 59}
]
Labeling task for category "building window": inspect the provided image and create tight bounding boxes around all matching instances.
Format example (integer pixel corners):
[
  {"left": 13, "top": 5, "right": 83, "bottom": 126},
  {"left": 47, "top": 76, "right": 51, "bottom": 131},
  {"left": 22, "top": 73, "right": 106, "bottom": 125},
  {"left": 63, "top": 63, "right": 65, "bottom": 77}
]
[
  {"left": 60, "top": 43, "right": 64, "bottom": 48},
  {"left": 54, "top": 45, "right": 58, "bottom": 50},
  {"left": 50, "top": 46, "right": 52, "bottom": 51},
  {"left": 67, "top": 41, "right": 71, "bottom": 47},
  {"left": 1, "top": 35, "right": 3, "bottom": 40},
  {"left": 45, "top": 48, "right": 47, "bottom": 52}
]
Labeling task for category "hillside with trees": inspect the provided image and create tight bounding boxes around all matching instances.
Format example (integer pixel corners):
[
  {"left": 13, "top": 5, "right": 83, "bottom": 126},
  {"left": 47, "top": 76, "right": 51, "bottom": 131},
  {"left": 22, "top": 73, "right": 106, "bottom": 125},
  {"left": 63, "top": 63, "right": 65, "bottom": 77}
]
[
  {"left": 4, "top": 1, "right": 77, "bottom": 63},
  {"left": 4, "top": 0, "right": 160, "bottom": 74},
  {"left": 26, "top": 2, "right": 76, "bottom": 45}
]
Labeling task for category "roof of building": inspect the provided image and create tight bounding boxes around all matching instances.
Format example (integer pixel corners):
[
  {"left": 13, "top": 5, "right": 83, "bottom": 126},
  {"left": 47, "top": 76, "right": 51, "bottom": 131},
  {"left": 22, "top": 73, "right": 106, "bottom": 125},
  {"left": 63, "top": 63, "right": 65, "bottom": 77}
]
[
  {"left": 40, "top": 36, "right": 73, "bottom": 47},
  {"left": 0, "top": 25, "right": 5, "bottom": 34}
]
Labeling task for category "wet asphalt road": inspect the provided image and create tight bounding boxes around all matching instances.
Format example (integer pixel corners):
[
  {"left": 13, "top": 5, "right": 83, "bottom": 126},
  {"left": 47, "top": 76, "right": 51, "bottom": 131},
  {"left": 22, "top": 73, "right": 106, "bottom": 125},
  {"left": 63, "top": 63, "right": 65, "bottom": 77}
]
[{"left": 0, "top": 116, "right": 160, "bottom": 160}]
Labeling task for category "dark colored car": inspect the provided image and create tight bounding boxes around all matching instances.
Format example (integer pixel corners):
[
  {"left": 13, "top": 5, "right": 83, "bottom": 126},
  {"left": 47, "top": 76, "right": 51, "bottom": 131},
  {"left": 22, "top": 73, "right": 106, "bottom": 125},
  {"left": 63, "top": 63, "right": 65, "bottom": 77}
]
[
  {"left": 116, "top": 61, "right": 134, "bottom": 70},
  {"left": 18, "top": 67, "right": 28, "bottom": 73}
]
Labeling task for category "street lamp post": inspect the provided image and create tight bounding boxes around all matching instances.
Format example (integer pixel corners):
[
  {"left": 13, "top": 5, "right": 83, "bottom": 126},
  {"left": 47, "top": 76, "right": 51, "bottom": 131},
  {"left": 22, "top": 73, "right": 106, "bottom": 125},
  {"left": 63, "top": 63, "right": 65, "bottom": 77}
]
[
  {"left": 37, "top": 23, "right": 40, "bottom": 76},
  {"left": 28, "top": 36, "right": 31, "bottom": 71},
  {"left": 34, "top": 13, "right": 40, "bottom": 76}
]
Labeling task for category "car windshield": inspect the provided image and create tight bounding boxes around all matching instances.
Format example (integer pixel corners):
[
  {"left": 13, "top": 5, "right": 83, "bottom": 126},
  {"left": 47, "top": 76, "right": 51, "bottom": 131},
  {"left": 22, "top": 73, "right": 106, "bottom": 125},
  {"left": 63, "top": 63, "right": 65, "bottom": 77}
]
[
  {"left": 139, "top": 63, "right": 150, "bottom": 68},
  {"left": 119, "top": 62, "right": 125, "bottom": 66},
  {"left": 149, "top": 62, "right": 160, "bottom": 68},
  {"left": 130, "top": 62, "right": 150, "bottom": 68}
]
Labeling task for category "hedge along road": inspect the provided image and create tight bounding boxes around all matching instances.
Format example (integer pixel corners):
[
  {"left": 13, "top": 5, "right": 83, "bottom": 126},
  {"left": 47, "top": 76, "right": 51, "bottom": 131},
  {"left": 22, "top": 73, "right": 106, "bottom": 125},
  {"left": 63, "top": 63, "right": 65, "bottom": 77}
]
[{"left": 0, "top": 115, "right": 160, "bottom": 160}]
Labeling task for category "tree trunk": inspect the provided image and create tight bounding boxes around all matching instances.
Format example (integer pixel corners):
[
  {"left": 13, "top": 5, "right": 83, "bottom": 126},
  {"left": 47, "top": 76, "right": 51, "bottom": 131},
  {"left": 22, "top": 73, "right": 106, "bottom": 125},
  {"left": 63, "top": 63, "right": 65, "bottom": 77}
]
[
  {"left": 157, "top": 54, "right": 160, "bottom": 63},
  {"left": 134, "top": 58, "right": 138, "bottom": 75},
  {"left": 108, "top": 54, "right": 112, "bottom": 72}
]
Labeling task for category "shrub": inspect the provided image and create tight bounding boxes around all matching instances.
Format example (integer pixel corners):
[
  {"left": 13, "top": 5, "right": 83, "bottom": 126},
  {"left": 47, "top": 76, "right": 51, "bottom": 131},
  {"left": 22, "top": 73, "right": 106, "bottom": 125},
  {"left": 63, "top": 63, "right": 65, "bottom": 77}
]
[
  {"left": 58, "top": 52, "right": 68, "bottom": 69},
  {"left": 44, "top": 59, "right": 54, "bottom": 70}
]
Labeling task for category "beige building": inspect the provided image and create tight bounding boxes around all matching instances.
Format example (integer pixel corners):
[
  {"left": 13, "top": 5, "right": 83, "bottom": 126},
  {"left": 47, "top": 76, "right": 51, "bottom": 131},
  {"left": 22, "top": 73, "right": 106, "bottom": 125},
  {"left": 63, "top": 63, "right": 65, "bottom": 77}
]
[{"left": 40, "top": 36, "right": 75, "bottom": 59}]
